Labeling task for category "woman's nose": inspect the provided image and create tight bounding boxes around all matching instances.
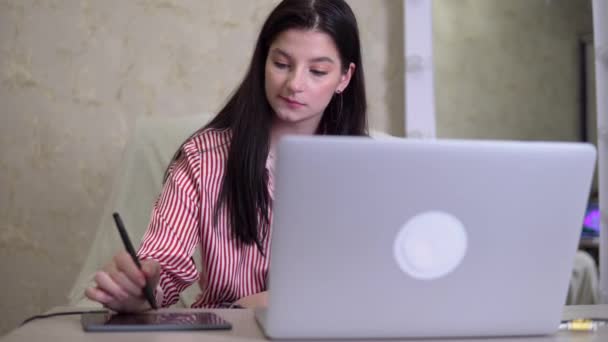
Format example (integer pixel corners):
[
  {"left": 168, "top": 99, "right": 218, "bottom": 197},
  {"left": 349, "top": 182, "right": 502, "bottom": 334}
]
[{"left": 286, "top": 69, "right": 305, "bottom": 93}]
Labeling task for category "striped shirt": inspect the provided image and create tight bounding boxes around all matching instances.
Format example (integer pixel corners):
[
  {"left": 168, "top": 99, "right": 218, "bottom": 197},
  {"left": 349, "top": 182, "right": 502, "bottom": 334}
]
[{"left": 137, "top": 128, "right": 274, "bottom": 308}]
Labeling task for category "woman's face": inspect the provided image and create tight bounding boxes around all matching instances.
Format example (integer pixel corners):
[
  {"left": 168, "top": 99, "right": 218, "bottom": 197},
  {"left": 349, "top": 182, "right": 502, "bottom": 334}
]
[{"left": 265, "top": 29, "right": 354, "bottom": 132}]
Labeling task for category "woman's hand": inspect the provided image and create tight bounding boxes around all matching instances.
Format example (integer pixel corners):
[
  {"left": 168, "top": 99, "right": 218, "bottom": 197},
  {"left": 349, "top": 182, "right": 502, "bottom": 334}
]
[
  {"left": 233, "top": 291, "right": 268, "bottom": 309},
  {"left": 85, "top": 251, "right": 160, "bottom": 313}
]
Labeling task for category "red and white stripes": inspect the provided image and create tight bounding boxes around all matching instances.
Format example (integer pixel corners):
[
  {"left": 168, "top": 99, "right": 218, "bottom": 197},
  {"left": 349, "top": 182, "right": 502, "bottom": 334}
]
[{"left": 138, "top": 128, "right": 273, "bottom": 308}]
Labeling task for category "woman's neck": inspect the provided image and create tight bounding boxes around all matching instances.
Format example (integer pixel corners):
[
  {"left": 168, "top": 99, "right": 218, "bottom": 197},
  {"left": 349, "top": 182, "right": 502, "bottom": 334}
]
[{"left": 269, "top": 117, "right": 321, "bottom": 157}]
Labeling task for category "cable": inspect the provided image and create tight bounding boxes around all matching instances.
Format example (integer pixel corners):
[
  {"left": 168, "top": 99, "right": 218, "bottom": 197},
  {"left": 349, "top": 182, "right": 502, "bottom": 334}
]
[{"left": 20, "top": 310, "right": 109, "bottom": 326}]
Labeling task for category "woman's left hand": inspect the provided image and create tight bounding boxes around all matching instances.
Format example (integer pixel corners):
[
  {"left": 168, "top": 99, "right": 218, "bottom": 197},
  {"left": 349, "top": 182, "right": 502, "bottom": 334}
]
[{"left": 233, "top": 291, "right": 268, "bottom": 308}]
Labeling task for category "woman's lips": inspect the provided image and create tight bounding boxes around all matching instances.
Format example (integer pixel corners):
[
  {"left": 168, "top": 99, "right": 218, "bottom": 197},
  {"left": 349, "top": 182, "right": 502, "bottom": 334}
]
[{"left": 280, "top": 96, "right": 305, "bottom": 108}]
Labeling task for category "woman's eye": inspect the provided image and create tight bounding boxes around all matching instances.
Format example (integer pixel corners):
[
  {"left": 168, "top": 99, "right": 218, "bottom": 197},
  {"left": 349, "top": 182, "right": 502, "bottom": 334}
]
[
  {"left": 311, "top": 70, "right": 328, "bottom": 76},
  {"left": 274, "top": 62, "right": 289, "bottom": 69}
]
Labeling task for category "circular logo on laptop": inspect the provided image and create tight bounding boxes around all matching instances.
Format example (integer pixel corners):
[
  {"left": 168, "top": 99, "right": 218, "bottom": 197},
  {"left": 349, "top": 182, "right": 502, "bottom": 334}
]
[{"left": 393, "top": 211, "right": 467, "bottom": 280}]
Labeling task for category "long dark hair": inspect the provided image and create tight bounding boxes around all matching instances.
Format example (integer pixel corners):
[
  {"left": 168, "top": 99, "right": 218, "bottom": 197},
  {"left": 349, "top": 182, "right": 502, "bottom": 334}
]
[{"left": 168, "top": 0, "right": 367, "bottom": 252}]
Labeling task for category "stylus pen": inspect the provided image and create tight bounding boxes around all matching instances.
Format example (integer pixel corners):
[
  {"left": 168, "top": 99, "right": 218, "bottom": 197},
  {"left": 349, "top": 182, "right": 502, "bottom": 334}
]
[{"left": 112, "top": 212, "right": 158, "bottom": 310}]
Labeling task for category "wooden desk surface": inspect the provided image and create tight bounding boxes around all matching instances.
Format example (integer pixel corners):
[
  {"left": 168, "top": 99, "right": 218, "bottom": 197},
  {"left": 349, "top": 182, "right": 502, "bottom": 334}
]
[{"left": 2, "top": 305, "right": 608, "bottom": 342}]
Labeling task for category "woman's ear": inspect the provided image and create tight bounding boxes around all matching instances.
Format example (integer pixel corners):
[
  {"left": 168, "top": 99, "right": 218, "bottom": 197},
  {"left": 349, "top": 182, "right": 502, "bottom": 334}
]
[{"left": 336, "top": 62, "right": 355, "bottom": 93}]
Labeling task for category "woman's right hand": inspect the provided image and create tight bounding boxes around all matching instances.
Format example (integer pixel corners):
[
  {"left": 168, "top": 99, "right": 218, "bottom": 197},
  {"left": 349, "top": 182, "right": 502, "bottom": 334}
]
[{"left": 85, "top": 251, "right": 160, "bottom": 313}]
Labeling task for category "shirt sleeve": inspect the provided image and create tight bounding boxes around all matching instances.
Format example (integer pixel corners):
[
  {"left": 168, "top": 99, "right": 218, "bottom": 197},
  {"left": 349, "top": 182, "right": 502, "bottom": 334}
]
[{"left": 137, "top": 141, "right": 202, "bottom": 307}]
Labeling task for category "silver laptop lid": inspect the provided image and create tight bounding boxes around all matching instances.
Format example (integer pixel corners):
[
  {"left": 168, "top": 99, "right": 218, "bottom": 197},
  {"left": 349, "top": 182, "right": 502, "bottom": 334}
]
[{"left": 263, "top": 136, "right": 596, "bottom": 339}]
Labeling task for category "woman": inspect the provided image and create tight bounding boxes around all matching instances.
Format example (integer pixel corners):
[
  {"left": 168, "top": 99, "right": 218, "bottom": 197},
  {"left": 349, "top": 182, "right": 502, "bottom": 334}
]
[{"left": 85, "top": 0, "right": 368, "bottom": 312}]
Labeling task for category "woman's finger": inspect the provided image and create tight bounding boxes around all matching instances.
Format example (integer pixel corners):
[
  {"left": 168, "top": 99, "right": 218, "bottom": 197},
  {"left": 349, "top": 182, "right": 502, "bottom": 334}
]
[
  {"left": 95, "top": 271, "right": 129, "bottom": 301},
  {"left": 109, "top": 269, "right": 143, "bottom": 297},
  {"left": 85, "top": 286, "right": 117, "bottom": 305},
  {"left": 114, "top": 252, "right": 146, "bottom": 287}
]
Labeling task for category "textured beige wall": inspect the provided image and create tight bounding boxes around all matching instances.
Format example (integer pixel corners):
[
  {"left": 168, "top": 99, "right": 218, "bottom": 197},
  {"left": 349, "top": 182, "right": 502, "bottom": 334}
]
[
  {"left": 434, "top": 0, "right": 593, "bottom": 141},
  {"left": 0, "top": 0, "right": 404, "bottom": 335}
]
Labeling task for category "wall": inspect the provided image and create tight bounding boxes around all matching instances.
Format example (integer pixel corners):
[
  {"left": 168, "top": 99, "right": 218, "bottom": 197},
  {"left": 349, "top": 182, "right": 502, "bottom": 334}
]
[{"left": 434, "top": 0, "right": 593, "bottom": 141}]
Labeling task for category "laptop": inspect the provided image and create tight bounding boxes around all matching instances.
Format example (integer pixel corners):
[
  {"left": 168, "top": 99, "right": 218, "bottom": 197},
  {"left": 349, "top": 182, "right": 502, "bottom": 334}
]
[{"left": 255, "top": 136, "right": 596, "bottom": 340}]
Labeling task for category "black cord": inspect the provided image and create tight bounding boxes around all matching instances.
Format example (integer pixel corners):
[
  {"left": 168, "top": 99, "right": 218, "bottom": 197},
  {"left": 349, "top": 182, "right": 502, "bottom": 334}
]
[{"left": 20, "top": 310, "right": 109, "bottom": 326}]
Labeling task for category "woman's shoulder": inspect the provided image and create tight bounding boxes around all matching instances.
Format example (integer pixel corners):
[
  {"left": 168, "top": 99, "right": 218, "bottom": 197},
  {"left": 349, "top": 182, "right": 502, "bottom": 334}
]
[
  {"left": 181, "top": 127, "right": 232, "bottom": 157},
  {"left": 168, "top": 128, "right": 230, "bottom": 183}
]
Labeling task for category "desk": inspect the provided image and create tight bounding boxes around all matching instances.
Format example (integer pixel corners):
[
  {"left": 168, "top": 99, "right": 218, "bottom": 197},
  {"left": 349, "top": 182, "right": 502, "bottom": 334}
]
[{"left": 2, "top": 305, "right": 608, "bottom": 342}]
